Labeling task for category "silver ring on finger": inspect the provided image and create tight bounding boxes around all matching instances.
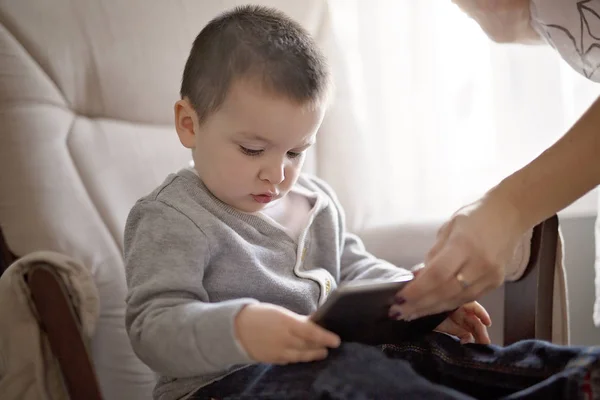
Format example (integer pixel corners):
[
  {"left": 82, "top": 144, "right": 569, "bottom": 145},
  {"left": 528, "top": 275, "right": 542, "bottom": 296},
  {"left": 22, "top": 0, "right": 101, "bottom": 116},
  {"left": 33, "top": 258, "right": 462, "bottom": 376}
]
[{"left": 455, "top": 272, "right": 470, "bottom": 289}]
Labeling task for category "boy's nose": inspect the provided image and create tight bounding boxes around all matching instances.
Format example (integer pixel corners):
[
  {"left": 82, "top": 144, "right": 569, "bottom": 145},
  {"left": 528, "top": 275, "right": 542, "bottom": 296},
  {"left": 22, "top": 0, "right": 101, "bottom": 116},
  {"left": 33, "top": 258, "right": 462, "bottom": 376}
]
[{"left": 259, "top": 162, "right": 285, "bottom": 184}]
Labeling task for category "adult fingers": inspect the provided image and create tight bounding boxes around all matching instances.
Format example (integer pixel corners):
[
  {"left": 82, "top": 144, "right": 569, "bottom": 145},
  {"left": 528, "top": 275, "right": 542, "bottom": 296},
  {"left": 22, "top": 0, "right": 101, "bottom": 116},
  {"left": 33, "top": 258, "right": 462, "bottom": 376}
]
[
  {"left": 399, "top": 271, "right": 496, "bottom": 320},
  {"left": 399, "top": 246, "right": 504, "bottom": 320},
  {"left": 396, "top": 243, "right": 468, "bottom": 316}
]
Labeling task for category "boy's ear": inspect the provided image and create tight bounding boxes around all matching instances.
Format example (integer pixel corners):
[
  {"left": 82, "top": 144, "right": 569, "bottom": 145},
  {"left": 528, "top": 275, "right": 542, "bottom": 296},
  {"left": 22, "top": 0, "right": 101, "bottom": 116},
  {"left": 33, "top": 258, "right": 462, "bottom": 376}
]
[{"left": 174, "top": 98, "right": 199, "bottom": 149}]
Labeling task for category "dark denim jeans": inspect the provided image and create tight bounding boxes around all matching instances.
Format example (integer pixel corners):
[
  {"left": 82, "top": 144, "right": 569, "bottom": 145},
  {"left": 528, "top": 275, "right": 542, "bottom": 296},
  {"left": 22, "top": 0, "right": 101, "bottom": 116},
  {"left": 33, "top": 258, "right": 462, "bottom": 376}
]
[{"left": 190, "top": 332, "right": 600, "bottom": 400}]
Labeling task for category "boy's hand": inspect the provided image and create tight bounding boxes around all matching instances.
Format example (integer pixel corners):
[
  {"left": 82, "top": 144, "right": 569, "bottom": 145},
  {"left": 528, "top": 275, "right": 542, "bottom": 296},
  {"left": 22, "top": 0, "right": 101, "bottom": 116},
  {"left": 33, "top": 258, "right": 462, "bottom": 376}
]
[
  {"left": 435, "top": 301, "right": 492, "bottom": 344},
  {"left": 235, "top": 303, "right": 341, "bottom": 365}
]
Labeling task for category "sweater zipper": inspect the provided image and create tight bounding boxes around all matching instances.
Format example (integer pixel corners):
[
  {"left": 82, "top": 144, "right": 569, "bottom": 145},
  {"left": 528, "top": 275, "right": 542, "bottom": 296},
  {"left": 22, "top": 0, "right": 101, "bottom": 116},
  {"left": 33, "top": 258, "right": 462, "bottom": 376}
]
[{"left": 292, "top": 194, "right": 334, "bottom": 305}]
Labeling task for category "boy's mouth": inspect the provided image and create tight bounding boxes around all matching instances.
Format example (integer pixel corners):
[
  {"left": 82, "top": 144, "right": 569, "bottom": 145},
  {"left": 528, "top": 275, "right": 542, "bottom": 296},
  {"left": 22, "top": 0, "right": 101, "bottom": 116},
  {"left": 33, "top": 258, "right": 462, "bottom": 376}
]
[{"left": 252, "top": 194, "right": 274, "bottom": 204}]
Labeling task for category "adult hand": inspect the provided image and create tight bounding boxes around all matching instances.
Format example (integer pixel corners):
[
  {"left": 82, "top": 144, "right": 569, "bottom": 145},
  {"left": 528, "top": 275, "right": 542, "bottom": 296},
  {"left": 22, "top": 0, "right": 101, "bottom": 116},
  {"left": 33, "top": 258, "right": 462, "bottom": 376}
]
[
  {"left": 235, "top": 303, "right": 341, "bottom": 365},
  {"left": 394, "top": 195, "right": 525, "bottom": 320}
]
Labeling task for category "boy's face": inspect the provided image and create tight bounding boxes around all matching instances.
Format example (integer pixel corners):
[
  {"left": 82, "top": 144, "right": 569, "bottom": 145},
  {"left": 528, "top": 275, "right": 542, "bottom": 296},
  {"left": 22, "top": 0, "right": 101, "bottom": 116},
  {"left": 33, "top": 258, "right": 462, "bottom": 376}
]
[{"left": 175, "top": 80, "right": 326, "bottom": 213}]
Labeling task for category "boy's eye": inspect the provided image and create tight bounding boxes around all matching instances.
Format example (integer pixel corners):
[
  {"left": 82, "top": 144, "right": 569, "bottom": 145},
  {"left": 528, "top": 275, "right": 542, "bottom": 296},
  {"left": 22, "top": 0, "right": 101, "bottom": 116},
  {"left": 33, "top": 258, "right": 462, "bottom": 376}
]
[
  {"left": 239, "top": 146, "right": 263, "bottom": 156},
  {"left": 287, "top": 151, "right": 302, "bottom": 159}
]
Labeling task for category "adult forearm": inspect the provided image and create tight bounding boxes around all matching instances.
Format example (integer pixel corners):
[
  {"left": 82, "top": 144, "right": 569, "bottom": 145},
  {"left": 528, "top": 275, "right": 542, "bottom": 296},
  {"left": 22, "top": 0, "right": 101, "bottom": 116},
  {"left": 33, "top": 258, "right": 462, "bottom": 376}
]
[
  {"left": 476, "top": 8, "right": 542, "bottom": 44},
  {"left": 453, "top": 0, "right": 543, "bottom": 44},
  {"left": 488, "top": 96, "right": 600, "bottom": 233}
]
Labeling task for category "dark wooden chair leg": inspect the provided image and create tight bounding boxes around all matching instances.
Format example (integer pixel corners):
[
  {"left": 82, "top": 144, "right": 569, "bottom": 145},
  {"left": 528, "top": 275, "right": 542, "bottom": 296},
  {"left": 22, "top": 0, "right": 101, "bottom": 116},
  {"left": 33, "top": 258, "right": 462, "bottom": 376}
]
[
  {"left": 27, "top": 263, "right": 103, "bottom": 400},
  {"left": 504, "top": 215, "right": 559, "bottom": 345}
]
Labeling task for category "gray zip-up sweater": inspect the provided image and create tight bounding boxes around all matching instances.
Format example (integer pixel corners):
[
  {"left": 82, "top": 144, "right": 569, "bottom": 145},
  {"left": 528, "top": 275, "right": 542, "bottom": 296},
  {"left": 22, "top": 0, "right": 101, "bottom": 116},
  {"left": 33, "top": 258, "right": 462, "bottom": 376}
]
[{"left": 124, "top": 169, "right": 411, "bottom": 400}]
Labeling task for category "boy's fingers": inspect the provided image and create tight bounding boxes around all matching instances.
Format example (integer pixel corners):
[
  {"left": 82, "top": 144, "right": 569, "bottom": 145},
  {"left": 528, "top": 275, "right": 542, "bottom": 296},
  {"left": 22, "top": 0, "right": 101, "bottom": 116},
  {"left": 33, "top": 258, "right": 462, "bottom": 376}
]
[
  {"left": 287, "top": 335, "right": 328, "bottom": 350},
  {"left": 445, "top": 312, "right": 490, "bottom": 345},
  {"left": 281, "top": 348, "right": 328, "bottom": 364},
  {"left": 436, "top": 319, "right": 469, "bottom": 339},
  {"left": 478, "top": 307, "right": 492, "bottom": 328},
  {"left": 460, "top": 333, "right": 475, "bottom": 344},
  {"left": 473, "top": 309, "right": 492, "bottom": 327},
  {"left": 463, "top": 314, "right": 491, "bottom": 344},
  {"left": 470, "top": 317, "right": 491, "bottom": 344},
  {"left": 464, "top": 302, "right": 492, "bottom": 326},
  {"left": 299, "top": 348, "right": 329, "bottom": 362},
  {"left": 291, "top": 321, "right": 341, "bottom": 348}
]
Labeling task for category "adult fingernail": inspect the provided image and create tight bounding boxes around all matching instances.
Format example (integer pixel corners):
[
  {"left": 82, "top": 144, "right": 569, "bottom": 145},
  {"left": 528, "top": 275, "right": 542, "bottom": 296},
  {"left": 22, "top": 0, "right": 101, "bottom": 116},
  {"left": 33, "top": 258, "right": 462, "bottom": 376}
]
[
  {"left": 389, "top": 311, "right": 402, "bottom": 320},
  {"left": 394, "top": 296, "right": 406, "bottom": 305}
]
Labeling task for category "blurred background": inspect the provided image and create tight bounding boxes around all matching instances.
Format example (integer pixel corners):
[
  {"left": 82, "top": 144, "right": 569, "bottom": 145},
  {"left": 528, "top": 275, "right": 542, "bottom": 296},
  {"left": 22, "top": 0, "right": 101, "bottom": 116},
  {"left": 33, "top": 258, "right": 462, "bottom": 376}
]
[{"left": 326, "top": 0, "right": 600, "bottom": 345}]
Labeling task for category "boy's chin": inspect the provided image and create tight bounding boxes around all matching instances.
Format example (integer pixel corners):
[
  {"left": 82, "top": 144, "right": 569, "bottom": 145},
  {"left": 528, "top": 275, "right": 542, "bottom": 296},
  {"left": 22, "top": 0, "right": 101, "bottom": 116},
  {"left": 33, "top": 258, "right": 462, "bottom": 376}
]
[{"left": 229, "top": 198, "right": 269, "bottom": 214}]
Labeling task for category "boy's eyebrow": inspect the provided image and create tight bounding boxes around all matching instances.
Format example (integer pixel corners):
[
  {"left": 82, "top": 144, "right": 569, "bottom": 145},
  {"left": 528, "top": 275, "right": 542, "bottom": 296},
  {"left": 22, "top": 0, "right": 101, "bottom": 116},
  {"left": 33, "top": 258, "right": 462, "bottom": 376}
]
[
  {"left": 236, "top": 132, "right": 316, "bottom": 148},
  {"left": 236, "top": 131, "right": 272, "bottom": 143},
  {"left": 294, "top": 140, "right": 315, "bottom": 149}
]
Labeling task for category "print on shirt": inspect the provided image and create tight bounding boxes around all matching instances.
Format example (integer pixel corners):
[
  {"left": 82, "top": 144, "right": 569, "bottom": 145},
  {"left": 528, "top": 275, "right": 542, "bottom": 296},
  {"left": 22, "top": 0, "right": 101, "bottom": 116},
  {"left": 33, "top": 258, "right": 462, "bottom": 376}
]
[{"left": 535, "top": 0, "right": 600, "bottom": 80}]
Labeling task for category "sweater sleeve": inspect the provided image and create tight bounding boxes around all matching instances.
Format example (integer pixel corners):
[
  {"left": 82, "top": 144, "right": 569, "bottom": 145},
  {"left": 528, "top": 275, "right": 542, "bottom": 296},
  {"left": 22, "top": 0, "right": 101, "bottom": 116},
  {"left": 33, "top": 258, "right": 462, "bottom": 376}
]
[
  {"left": 304, "top": 175, "right": 413, "bottom": 283},
  {"left": 339, "top": 231, "right": 413, "bottom": 283},
  {"left": 123, "top": 200, "right": 257, "bottom": 378}
]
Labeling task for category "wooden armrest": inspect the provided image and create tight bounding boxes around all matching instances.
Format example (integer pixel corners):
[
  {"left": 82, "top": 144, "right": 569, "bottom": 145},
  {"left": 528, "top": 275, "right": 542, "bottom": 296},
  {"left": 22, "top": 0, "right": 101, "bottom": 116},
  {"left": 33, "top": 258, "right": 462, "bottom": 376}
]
[
  {"left": 27, "top": 263, "right": 103, "bottom": 400},
  {"left": 503, "top": 215, "right": 558, "bottom": 345}
]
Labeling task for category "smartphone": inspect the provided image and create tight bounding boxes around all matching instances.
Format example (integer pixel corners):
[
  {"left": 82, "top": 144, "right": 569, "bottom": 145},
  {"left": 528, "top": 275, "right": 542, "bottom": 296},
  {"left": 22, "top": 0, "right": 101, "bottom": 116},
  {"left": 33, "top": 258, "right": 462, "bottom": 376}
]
[{"left": 310, "top": 277, "right": 449, "bottom": 345}]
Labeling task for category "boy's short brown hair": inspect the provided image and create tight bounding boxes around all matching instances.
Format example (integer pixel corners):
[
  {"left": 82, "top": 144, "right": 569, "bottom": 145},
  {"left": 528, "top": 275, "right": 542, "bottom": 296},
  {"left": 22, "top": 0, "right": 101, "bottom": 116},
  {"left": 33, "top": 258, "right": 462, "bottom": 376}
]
[{"left": 180, "top": 5, "right": 331, "bottom": 121}]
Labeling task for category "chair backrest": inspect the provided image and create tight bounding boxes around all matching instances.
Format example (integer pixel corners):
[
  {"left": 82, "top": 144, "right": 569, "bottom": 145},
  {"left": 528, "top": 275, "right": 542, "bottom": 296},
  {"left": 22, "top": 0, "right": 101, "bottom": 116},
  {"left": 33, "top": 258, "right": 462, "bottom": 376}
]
[
  {"left": 504, "top": 215, "right": 559, "bottom": 344},
  {"left": 0, "top": 1, "right": 338, "bottom": 398}
]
